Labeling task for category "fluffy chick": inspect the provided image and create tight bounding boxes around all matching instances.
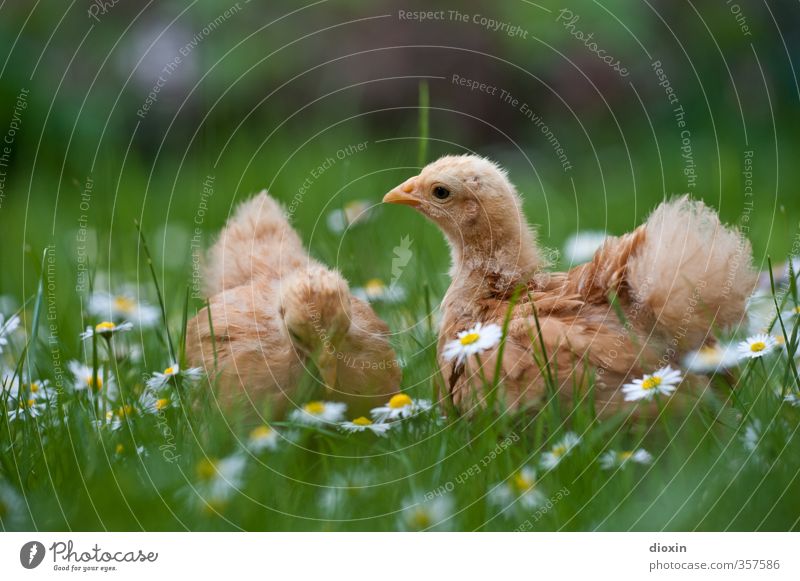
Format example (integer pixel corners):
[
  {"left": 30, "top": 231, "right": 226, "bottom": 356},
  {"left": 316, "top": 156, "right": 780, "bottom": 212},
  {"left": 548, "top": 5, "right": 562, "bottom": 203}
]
[
  {"left": 187, "top": 191, "right": 400, "bottom": 417},
  {"left": 384, "top": 155, "right": 757, "bottom": 413}
]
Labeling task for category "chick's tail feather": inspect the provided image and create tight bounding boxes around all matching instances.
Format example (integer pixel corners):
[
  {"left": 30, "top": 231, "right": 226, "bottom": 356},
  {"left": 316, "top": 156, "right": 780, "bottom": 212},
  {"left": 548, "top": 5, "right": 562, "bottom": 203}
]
[
  {"left": 626, "top": 195, "right": 758, "bottom": 348},
  {"left": 203, "top": 191, "right": 310, "bottom": 295}
]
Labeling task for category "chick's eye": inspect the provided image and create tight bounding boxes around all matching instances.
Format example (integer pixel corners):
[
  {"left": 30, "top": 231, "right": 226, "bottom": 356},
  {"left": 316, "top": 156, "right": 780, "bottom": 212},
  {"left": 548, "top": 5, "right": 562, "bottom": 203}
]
[{"left": 432, "top": 186, "right": 450, "bottom": 200}]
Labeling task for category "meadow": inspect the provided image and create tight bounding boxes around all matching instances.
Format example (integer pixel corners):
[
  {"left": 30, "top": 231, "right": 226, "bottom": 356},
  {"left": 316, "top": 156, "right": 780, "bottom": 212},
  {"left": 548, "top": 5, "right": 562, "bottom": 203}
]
[{"left": 1, "top": 0, "right": 800, "bottom": 532}]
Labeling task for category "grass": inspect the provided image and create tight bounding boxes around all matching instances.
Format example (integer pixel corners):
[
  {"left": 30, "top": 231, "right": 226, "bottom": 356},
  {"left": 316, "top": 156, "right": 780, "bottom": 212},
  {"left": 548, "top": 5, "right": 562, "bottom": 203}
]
[{"left": 1, "top": 100, "right": 800, "bottom": 530}]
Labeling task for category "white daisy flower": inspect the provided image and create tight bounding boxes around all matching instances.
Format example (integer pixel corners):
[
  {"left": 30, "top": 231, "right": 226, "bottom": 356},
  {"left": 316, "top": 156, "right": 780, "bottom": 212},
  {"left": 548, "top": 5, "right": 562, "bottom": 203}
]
[
  {"left": 139, "top": 391, "right": 175, "bottom": 414},
  {"left": 4, "top": 377, "right": 55, "bottom": 402},
  {"left": 742, "top": 420, "right": 762, "bottom": 452},
  {"left": 370, "top": 393, "right": 433, "bottom": 422},
  {"left": 784, "top": 392, "right": 800, "bottom": 407},
  {"left": 489, "top": 467, "right": 545, "bottom": 510},
  {"left": 563, "top": 230, "right": 607, "bottom": 264},
  {"left": 339, "top": 416, "right": 392, "bottom": 436},
  {"left": 681, "top": 343, "right": 739, "bottom": 374},
  {"left": 622, "top": 366, "right": 683, "bottom": 401},
  {"left": 289, "top": 400, "right": 347, "bottom": 426},
  {"left": 399, "top": 495, "right": 454, "bottom": 531},
  {"left": 67, "top": 361, "right": 108, "bottom": 392},
  {"left": 737, "top": 333, "right": 778, "bottom": 360},
  {"left": 248, "top": 425, "right": 279, "bottom": 452},
  {"left": 351, "top": 278, "right": 407, "bottom": 303},
  {"left": 7, "top": 397, "right": 45, "bottom": 421},
  {"left": 540, "top": 432, "right": 580, "bottom": 470},
  {"left": 87, "top": 291, "right": 160, "bottom": 328},
  {"left": 0, "top": 313, "right": 20, "bottom": 353},
  {"left": 442, "top": 322, "right": 503, "bottom": 365},
  {"left": 781, "top": 305, "right": 800, "bottom": 321},
  {"left": 326, "top": 199, "right": 372, "bottom": 234},
  {"left": 196, "top": 454, "right": 247, "bottom": 504},
  {"left": 599, "top": 448, "right": 653, "bottom": 470},
  {"left": 145, "top": 362, "right": 202, "bottom": 389},
  {"left": 80, "top": 320, "right": 134, "bottom": 340},
  {"left": 318, "top": 472, "right": 373, "bottom": 516},
  {"left": 99, "top": 404, "right": 135, "bottom": 431}
]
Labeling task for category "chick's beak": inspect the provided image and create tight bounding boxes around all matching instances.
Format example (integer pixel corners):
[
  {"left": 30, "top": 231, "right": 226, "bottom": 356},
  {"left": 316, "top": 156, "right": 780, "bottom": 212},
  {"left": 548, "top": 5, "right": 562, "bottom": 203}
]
[{"left": 383, "top": 178, "right": 421, "bottom": 207}]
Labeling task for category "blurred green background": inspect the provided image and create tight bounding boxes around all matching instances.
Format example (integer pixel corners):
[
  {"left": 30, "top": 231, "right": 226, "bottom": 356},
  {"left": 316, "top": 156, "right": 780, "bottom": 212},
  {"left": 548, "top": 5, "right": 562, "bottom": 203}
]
[{"left": 2, "top": 0, "right": 799, "bottom": 318}]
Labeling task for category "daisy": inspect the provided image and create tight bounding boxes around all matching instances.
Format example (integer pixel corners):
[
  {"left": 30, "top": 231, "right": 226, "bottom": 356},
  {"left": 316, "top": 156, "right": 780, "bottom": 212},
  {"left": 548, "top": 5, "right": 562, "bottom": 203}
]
[
  {"left": 146, "top": 362, "right": 202, "bottom": 389},
  {"left": 326, "top": 199, "right": 372, "bottom": 234},
  {"left": 0, "top": 313, "right": 20, "bottom": 353},
  {"left": 288, "top": 400, "right": 347, "bottom": 426},
  {"left": 737, "top": 333, "right": 778, "bottom": 360},
  {"left": 370, "top": 393, "right": 433, "bottom": 421},
  {"left": 599, "top": 448, "right": 653, "bottom": 470},
  {"left": 248, "top": 425, "right": 279, "bottom": 452},
  {"left": 139, "top": 391, "right": 174, "bottom": 414},
  {"left": 622, "top": 366, "right": 683, "bottom": 401},
  {"left": 742, "top": 420, "right": 762, "bottom": 452},
  {"left": 7, "top": 398, "right": 45, "bottom": 421},
  {"left": 80, "top": 321, "right": 133, "bottom": 340},
  {"left": 784, "top": 392, "right": 800, "bottom": 408},
  {"left": 399, "top": 496, "right": 454, "bottom": 531},
  {"left": 339, "top": 416, "right": 392, "bottom": 436},
  {"left": 88, "top": 291, "right": 160, "bottom": 328},
  {"left": 489, "top": 466, "right": 545, "bottom": 510},
  {"left": 196, "top": 454, "right": 247, "bottom": 503},
  {"left": 442, "top": 322, "right": 503, "bottom": 365},
  {"left": 540, "top": 432, "right": 580, "bottom": 470},
  {"left": 782, "top": 305, "right": 800, "bottom": 321},
  {"left": 318, "top": 472, "right": 373, "bottom": 515},
  {"left": 681, "top": 343, "right": 739, "bottom": 374},
  {"left": 100, "top": 404, "right": 134, "bottom": 431},
  {"left": 563, "top": 230, "right": 607, "bottom": 264},
  {"left": 351, "top": 278, "right": 406, "bottom": 303},
  {"left": 5, "top": 378, "right": 56, "bottom": 402},
  {"left": 68, "top": 361, "right": 107, "bottom": 392}
]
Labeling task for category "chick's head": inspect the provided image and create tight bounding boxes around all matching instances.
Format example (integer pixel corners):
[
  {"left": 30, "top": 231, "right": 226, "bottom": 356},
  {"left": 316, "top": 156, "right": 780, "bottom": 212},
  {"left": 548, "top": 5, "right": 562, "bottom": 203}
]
[{"left": 383, "top": 155, "right": 542, "bottom": 276}]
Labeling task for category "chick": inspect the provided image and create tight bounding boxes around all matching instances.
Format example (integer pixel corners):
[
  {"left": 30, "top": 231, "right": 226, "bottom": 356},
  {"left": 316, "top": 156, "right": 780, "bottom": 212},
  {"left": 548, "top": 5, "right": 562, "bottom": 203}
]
[
  {"left": 384, "top": 155, "right": 757, "bottom": 413},
  {"left": 187, "top": 191, "right": 400, "bottom": 417}
]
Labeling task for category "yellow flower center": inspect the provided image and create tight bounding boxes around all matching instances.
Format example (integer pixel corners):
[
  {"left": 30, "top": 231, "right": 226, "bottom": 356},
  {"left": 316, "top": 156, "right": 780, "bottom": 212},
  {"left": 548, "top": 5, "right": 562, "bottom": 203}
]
[
  {"left": 113, "top": 296, "right": 136, "bottom": 313},
  {"left": 86, "top": 374, "right": 103, "bottom": 389},
  {"left": 409, "top": 509, "right": 431, "bottom": 529},
  {"left": 352, "top": 416, "right": 372, "bottom": 426},
  {"left": 95, "top": 321, "right": 116, "bottom": 333},
  {"left": 118, "top": 404, "right": 133, "bottom": 417},
  {"left": 164, "top": 366, "right": 176, "bottom": 375},
  {"left": 24, "top": 398, "right": 35, "bottom": 409},
  {"left": 775, "top": 335, "right": 785, "bottom": 346},
  {"left": 365, "top": 279, "right": 385, "bottom": 295},
  {"left": 30, "top": 382, "right": 39, "bottom": 392},
  {"left": 512, "top": 472, "right": 534, "bottom": 493},
  {"left": 619, "top": 451, "right": 634, "bottom": 461},
  {"left": 459, "top": 332, "right": 480, "bottom": 346},
  {"left": 115, "top": 443, "right": 125, "bottom": 454},
  {"left": 156, "top": 398, "right": 170, "bottom": 411},
  {"left": 196, "top": 458, "right": 217, "bottom": 480},
  {"left": 250, "top": 426, "right": 273, "bottom": 439},
  {"left": 794, "top": 306, "right": 800, "bottom": 315},
  {"left": 304, "top": 401, "right": 325, "bottom": 415},
  {"left": 641, "top": 376, "right": 662, "bottom": 390},
  {"left": 389, "top": 393, "right": 412, "bottom": 409},
  {"left": 750, "top": 341, "right": 766, "bottom": 353},
  {"left": 552, "top": 444, "right": 567, "bottom": 458}
]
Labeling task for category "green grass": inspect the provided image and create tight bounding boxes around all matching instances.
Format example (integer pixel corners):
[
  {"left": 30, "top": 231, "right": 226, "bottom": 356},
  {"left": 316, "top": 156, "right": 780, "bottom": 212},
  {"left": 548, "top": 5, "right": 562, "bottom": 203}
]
[{"left": 1, "top": 125, "right": 800, "bottom": 530}]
